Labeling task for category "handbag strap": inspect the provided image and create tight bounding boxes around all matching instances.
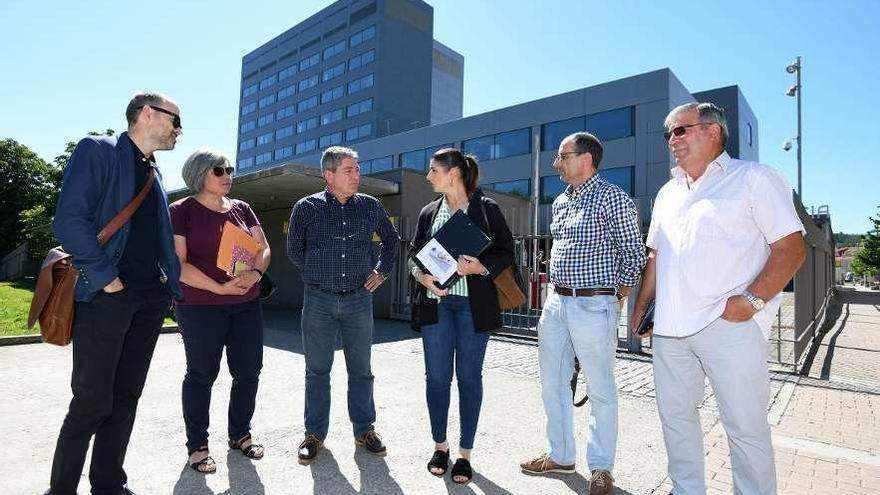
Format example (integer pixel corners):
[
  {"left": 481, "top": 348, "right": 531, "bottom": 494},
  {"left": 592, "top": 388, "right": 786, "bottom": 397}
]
[{"left": 96, "top": 168, "right": 156, "bottom": 246}]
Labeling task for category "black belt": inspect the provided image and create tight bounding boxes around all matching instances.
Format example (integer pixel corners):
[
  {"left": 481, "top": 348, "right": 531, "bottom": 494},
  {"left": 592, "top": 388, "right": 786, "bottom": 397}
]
[
  {"left": 309, "top": 285, "right": 364, "bottom": 296},
  {"left": 553, "top": 286, "right": 617, "bottom": 297}
]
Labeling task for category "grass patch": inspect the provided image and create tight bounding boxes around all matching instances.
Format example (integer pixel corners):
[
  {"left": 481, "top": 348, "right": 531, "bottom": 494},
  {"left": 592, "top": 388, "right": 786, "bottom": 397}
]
[{"left": 1, "top": 281, "right": 176, "bottom": 338}]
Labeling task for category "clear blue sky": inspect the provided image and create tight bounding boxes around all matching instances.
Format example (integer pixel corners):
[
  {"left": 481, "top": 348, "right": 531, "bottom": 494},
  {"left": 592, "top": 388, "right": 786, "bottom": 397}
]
[{"left": 2, "top": 0, "right": 878, "bottom": 234}]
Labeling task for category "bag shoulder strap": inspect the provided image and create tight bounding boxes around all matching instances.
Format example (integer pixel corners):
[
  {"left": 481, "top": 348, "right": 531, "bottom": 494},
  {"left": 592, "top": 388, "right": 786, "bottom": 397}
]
[{"left": 96, "top": 168, "right": 156, "bottom": 246}]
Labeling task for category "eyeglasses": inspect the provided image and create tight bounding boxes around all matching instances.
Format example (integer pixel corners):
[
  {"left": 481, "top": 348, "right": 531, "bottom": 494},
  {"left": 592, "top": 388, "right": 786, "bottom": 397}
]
[
  {"left": 663, "top": 122, "right": 712, "bottom": 141},
  {"left": 211, "top": 166, "right": 234, "bottom": 177},
  {"left": 553, "top": 151, "right": 584, "bottom": 162},
  {"left": 139, "top": 105, "right": 182, "bottom": 129}
]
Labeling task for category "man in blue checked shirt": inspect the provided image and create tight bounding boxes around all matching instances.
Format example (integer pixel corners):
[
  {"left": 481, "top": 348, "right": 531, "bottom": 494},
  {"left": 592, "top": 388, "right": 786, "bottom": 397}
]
[
  {"left": 286, "top": 146, "right": 399, "bottom": 465},
  {"left": 521, "top": 132, "right": 645, "bottom": 495}
]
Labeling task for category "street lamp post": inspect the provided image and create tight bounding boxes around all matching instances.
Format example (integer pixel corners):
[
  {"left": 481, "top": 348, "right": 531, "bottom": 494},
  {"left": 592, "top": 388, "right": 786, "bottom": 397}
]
[{"left": 785, "top": 56, "right": 802, "bottom": 198}]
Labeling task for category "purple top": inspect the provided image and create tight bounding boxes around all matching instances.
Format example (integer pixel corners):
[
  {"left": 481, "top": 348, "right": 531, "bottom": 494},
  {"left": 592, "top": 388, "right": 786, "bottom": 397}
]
[{"left": 169, "top": 197, "right": 261, "bottom": 305}]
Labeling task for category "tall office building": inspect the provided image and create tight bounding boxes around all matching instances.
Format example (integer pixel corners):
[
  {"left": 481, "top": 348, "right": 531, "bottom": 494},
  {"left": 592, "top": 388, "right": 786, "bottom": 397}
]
[{"left": 236, "top": 0, "right": 463, "bottom": 172}]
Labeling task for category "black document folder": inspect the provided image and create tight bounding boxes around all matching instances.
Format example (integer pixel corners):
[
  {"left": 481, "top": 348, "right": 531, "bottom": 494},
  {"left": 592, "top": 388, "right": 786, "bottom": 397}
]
[
  {"left": 636, "top": 299, "right": 655, "bottom": 335},
  {"left": 413, "top": 210, "right": 491, "bottom": 289}
]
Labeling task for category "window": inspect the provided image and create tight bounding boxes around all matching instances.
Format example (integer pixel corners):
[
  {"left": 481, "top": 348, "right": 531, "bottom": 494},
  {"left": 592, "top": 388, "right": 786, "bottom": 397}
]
[
  {"left": 255, "top": 151, "right": 273, "bottom": 165},
  {"left": 297, "top": 117, "right": 318, "bottom": 134},
  {"left": 462, "top": 135, "right": 493, "bottom": 162},
  {"left": 275, "top": 146, "right": 293, "bottom": 160},
  {"left": 298, "top": 74, "right": 319, "bottom": 92},
  {"left": 258, "top": 94, "right": 275, "bottom": 109},
  {"left": 319, "top": 131, "right": 343, "bottom": 148},
  {"left": 585, "top": 107, "right": 633, "bottom": 141},
  {"left": 361, "top": 155, "right": 392, "bottom": 174},
  {"left": 350, "top": 25, "right": 375, "bottom": 47},
  {"left": 295, "top": 139, "right": 317, "bottom": 154},
  {"left": 238, "top": 139, "right": 255, "bottom": 152},
  {"left": 348, "top": 49, "right": 375, "bottom": 70},
  {"left": 323, "top": 39, "right": 346, "bottom": 60},
  {"left": 345, "top": 123, "right": 372, "bottom": 142},
  {"left": 346, "top": 98, "right": 372, "bottom": 117},
  {"left": 400, "top": 149, "right": 426, "bottom": 170},
  {"left": 348, "top": 73, "right": 374, "bottom": 94},
  {"left": 541, "top": 116, "right": 585, "bottom": 151},
  {"left": 320, "top": 108, "right": 344, "bottom": 126},
  {"left": 297, "top": 96, "right": 318, "bottom": 113},
  {"left": 278, "top": 64, "right": 297, "bottom": 81},
  {"left": 242, "top": 83, "right": 258, "bottom": 98},
  {"left": 277, "top": 84, "right": 296, "bottom": 101},
  {"left": 495, "top": 128, "right": 531, "bottom": 159},
  {"left": 747, "top": 122, "right": 753, "bottom": 146},
  {"left": 599, "top": 167, "right": 634, "bottom": 196},
  {"left": 485, "top": 179, "right": 531, "bottom": 198},
  {"left": 239, "top": 120, "right": 256, "bottom": 133},
  {"left": 540, "top": 176, "right": 567, "bottom": 204},
  {"left": 322, "top": 62, "right": 346, "bottom": 82},
  {"left": 320, "top": 85, "right": 345, "bottom": 104},
  {"left": 240, "top": 102, "right": 257, "bottom": 116},
  {"left": 258, "top": 74, "right": 276, "bottom": 90},
  {"left": 276, "top": 125, "right": 295, "bottom": 140},
  {"left": 256, "top": 132, "right": 273, "bottom": 146},
  {"left": 299, "top": 52, "right": 320, "bottom": 71},
  {"left": 257, "top": 113, "right": 274, "bottom": 127},
  {"left": 276, "top": 105, "right": 296, "bottom": 121},
  {"left": 238, "top": 157, "right": 254, "bottom": 169}
]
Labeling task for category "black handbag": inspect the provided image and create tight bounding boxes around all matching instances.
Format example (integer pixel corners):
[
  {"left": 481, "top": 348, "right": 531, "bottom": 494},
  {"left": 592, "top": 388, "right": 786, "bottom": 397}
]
[{"left": 258, "top": 273, "right": 277, "bottom": 300}]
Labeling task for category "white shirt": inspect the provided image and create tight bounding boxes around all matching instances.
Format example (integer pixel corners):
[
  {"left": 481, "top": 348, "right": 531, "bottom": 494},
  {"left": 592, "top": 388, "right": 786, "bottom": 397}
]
[{"left": 646, "top": 152, "right": 805, "bottom": 338}]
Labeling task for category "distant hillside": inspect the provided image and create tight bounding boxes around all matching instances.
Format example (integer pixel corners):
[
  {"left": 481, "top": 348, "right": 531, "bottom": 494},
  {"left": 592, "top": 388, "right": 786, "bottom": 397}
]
[{"left": 834, "top": 233, "right": 862, "bottom": 247}]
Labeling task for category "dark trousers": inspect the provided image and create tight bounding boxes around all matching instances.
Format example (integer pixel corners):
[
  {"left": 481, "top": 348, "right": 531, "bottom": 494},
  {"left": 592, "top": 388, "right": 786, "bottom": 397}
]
[
  {"left": 49, "top": 286, "right": 171, "bottom": 495},
  {"left": 175, "top": 299, "right": 264, "bottom": 451},
  {"left": 421, "top": 295, "right": 490, "bottom": 450},
  {"left": 301, "top": 285, "right": 375, "bottom": 439}
]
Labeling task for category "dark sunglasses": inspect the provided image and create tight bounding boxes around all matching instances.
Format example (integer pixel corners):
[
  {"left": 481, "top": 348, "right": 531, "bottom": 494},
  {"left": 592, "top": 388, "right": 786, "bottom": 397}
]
[
  {"left": 663, "top": 122, "right": 712, "bottom": 141},
  {"left": 139, "top": 105, "right": 182, "bottom": 129},
  {"left": 211, "top": 166, "right": 234, "bottom": 177}
]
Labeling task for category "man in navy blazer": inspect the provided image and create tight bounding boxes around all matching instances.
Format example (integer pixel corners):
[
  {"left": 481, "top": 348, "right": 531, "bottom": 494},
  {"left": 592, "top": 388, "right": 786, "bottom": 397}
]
[{"left": 47, "top": 92, "right": 183, "bottom": 495}]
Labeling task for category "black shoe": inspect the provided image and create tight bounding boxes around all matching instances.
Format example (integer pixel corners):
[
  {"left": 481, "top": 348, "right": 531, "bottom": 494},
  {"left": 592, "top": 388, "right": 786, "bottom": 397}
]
[
  {"left": 355, "top": 430, "right": 387, "bottom": 456},
  {"left": 298, "top": 434, "right": 323, "bottom": 465}
]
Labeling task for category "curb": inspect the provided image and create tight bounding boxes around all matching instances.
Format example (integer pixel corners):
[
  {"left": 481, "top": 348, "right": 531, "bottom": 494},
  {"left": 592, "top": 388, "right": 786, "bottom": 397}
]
[{"left": 0, "top": 325, "right": 180, "bottom": 347}]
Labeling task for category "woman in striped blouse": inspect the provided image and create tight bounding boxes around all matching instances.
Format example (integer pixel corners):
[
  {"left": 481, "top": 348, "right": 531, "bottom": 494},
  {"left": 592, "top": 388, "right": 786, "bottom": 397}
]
[{"left": 408, "top": 148, "right": 516, "bottom": 484}]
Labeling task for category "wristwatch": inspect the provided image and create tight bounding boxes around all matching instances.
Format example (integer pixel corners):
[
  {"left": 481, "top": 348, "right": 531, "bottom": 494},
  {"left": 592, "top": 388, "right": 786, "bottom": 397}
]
[{"left": 742, "top": 290, "right": 766, "bottom": 312}]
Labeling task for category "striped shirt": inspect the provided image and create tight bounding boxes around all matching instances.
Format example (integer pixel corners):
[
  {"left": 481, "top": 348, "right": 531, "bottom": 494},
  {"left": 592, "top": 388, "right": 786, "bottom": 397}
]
[
  {"left": 427, "top": 197, "right": 468, "bottom": 299},
  {"left": 287, "top": 190, "right": 399, "bottom": 292},
  {"left": 549, "top": 174, "right": 645, "bottom": 289}
]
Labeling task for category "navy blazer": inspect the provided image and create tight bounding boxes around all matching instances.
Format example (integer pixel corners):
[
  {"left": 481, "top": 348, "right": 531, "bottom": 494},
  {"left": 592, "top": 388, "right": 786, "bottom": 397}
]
[
  {"left": 409, "top": 189, "right": 515, "bottom": 332},
  {"left": 52, "top": 132, "right": 182, "bottom": 302}
]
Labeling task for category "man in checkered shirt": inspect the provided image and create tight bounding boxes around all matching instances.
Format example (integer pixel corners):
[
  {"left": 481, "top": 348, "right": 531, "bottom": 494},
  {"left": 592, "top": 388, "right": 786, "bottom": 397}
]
[{"left": 521, "top": 132, "right": 645, "bottom": 495}]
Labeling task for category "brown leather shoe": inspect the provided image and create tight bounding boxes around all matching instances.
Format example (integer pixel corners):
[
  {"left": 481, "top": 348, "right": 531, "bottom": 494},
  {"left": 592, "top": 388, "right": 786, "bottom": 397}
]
[
  {"left": 589, "top": 469, "right": 615, "bottom": 495},
  {"left": 355, "top": 430, "right": 387, "bottom": 456},
  {"left": 520, "top": 453, "right": 576, "bottom": 475},
  {"left": 298, "top": 434, "right": 323, "bottom": 465}
]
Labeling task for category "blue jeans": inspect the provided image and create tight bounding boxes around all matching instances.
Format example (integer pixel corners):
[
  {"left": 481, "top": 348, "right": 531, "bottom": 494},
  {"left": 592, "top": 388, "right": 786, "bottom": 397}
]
[
  {"left": 421, "top": 295, "right": 490, "bottom": 450},
  {"left": 538, "top": 291, "right": 619, "bottom": 471},
  {"left": 175, "top": 299, "right": 264, "bottom": 451},
  {"left": 301, "top": 285, "right": 375, "bottom": 439}
]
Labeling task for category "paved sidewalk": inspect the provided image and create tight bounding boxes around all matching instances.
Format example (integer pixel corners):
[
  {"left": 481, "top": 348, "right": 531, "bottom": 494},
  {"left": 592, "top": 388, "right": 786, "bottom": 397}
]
[{"left": 655, "top": 287, "right": 880, "bottom": 495}]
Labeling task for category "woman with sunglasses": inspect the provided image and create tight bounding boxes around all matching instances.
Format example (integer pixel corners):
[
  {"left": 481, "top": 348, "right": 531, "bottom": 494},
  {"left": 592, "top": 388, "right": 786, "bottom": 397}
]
[
  {"left": 169, "top": 149, "right": 271, "bottom": 474},
  {"left": 409, "top": 148, "right": 516, "bottom": 484}
]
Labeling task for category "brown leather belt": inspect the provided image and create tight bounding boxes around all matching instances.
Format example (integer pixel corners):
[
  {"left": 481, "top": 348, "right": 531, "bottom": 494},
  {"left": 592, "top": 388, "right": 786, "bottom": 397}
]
[{"left": 553, "top": 286, "right": 617, "bottom": 297}]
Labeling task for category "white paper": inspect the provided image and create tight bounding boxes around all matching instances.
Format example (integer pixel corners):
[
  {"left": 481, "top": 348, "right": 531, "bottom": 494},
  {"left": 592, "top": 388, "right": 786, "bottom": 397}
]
[{"left": 415, "top": 238, "right": 458, "bottom": 285}]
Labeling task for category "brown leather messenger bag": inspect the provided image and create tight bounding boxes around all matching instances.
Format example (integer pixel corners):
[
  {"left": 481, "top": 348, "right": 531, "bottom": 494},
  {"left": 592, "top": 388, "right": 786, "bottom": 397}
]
[{"left": 27, "top": 169, "right": 156, "bottom": 346}]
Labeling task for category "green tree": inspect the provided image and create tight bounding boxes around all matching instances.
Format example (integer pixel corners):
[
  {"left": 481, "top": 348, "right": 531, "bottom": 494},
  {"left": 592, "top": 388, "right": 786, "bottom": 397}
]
[
  {"left": 852, "top": 207, "right": 880, "bottom": 279},
  {"left": 0, "top": 139, "right": 57, "bottom": 255}
]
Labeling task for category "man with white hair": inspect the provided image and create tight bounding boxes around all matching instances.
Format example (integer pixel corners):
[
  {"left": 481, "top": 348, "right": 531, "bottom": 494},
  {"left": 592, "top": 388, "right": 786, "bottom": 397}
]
[{"left": 631, "top": 102, "right": 805, "bottom": 494}]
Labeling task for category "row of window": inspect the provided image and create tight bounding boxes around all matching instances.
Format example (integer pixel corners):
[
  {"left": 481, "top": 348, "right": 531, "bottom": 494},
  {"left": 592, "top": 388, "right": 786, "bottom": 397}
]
[
  {"left": 477, "top": 167, "right": 633, "bottom": 201},
  {"left": 463, "top": 128, "right": 531, "bottom": 162},
  {"left": 241, "top": 79, "right": 375, "bottom": 137},
  {"left": 541, "top": 106, "right": 634, "bottom": 151},
  {"left": 238, "top": 123, "right": 374, "bottom": 170},
  {"left": 241, "top": 25, "right": 376, "bottom": 99}
]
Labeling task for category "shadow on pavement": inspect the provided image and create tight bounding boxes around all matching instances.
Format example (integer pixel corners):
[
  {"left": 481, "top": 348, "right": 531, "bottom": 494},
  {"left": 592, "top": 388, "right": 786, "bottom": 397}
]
[
  {"left": 308, "top": 448, "right": 357, "bottom": 494},
  {"left": 261, "top": 307, "right": 420, "bottom": 355}
]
